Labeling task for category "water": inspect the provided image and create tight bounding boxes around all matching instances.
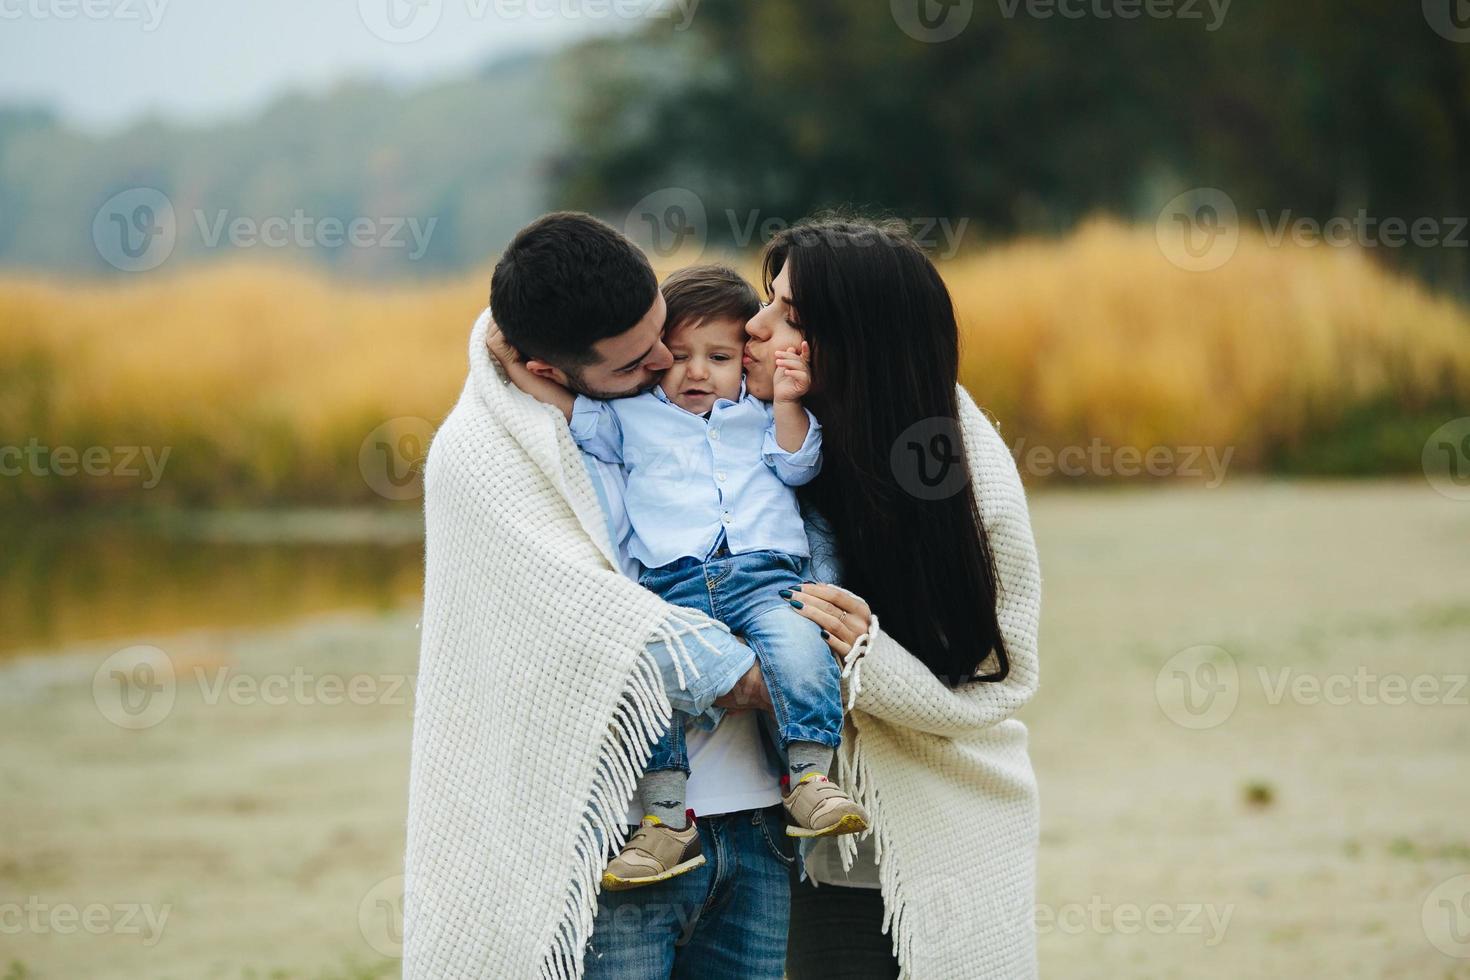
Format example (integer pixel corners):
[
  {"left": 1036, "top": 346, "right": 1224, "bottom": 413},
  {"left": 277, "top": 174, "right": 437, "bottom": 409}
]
[{"left": 0, "top": 509, "right": 425, "bottom": 658}]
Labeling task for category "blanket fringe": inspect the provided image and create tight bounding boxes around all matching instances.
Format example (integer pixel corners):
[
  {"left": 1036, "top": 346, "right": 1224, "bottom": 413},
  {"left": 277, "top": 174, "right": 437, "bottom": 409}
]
[
  {"left": 649, "top": 606, "right": 734, "bottom": 692},
  {"left": 839, "top": 621, "right": 874, "bottom": 711},
  {"left": 535, "top": 609, "right": 731, "bottom": 980},
  {"left": 834, "top": 618, "right": 920, "bottom": 980},
  {"left": 536, "top": 645, "right": 672, "bottom": 980}
]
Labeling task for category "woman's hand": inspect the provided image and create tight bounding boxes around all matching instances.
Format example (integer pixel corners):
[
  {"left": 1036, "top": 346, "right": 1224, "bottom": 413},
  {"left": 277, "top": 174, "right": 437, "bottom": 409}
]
[{"left": 787, "top": 583, "right": 873, "bottom": 661}]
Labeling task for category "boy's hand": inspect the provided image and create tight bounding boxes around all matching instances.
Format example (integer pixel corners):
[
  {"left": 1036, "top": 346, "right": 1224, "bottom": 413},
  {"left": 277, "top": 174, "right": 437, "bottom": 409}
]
[{"left": 773, "top": 341, "right": 811, "bottom": 404}]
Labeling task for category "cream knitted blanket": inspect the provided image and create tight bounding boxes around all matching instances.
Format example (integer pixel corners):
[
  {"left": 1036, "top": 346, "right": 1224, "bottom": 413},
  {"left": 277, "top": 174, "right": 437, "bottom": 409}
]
[
  {"left": 405, "top": 309, "right": 1041, "bottom": 979},
  {"left": 832, "top": 385, "right": 1042, "bottom": 979},
  {"left": 403, "top": 310, "right": 727, "bottom": 979}
]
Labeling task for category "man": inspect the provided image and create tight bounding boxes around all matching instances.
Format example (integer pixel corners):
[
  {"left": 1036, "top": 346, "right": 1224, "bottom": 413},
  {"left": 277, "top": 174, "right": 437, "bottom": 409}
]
[{"left": 406, "top": 211, "right": 790, "bottom": 980}]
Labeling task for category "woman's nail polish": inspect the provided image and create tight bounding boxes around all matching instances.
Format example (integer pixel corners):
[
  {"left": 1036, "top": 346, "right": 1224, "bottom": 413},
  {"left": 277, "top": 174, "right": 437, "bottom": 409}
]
[
  {"left": 789, "top": 599, "right": 804, "bottom": 609},
  {"left": 778, "top": 589, "right": 793, "bottom": 599},
  {"left": 820, "top": 629, "right": 830, "bottom": 639}
]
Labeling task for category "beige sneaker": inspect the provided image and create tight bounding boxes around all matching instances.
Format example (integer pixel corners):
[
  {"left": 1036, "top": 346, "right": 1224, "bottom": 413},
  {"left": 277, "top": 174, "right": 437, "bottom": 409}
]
[
  {"left": 601, "top": 815, "right": 706, "bottom": 891},
  {"left": 782, "top": 773, "right": 870, "bottom": 838}
]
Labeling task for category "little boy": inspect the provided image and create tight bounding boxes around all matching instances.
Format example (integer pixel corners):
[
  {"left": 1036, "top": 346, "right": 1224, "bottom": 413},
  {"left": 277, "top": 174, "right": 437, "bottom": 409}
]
[{"left": 492, "top": 265, "right": 868, "bottom": 891}]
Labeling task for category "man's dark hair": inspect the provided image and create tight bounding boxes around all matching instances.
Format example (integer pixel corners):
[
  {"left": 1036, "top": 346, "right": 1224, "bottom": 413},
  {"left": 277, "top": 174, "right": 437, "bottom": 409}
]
[
  {"left": 660, "top": 264, "right": 761, "bottom": 333},
  {"left": 490, "top": 212, "right": 658, "bottom": 368}
]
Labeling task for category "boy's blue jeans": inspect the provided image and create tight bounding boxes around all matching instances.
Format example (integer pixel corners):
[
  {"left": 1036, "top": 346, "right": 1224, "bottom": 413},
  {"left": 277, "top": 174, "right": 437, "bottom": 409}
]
[{"left": 638, "top": 545, "right": 843, "bottom": 776}]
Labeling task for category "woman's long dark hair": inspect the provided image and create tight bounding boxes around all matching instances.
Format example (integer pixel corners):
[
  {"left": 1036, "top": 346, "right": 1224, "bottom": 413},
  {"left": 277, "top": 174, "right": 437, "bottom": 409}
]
[{"left": 762, "top": 217, "right": 1009, "bottom": 685}]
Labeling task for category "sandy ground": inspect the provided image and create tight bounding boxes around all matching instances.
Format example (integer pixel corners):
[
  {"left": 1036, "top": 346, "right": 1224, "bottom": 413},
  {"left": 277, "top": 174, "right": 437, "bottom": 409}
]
[{"left": 3, "top": 480, "right": 1468, "bottom": 979}]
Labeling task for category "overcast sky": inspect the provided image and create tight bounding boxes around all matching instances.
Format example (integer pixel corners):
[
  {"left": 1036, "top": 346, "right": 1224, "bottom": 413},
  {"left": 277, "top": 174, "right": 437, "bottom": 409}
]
[{"left": 0, "top": 0, "right": 648, "bottom": 132}]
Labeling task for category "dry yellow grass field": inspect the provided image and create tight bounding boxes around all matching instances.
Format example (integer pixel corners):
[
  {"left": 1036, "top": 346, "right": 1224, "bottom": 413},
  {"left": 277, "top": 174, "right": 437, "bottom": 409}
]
[{"left": 2, "top": 221, "right": 1467, "bottom": 509}]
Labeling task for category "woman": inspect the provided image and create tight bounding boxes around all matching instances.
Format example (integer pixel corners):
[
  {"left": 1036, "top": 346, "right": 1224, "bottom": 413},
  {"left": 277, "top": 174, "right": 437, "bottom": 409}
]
[{"left": 742, "top": 217, "right": 1042, "bottom": 978}]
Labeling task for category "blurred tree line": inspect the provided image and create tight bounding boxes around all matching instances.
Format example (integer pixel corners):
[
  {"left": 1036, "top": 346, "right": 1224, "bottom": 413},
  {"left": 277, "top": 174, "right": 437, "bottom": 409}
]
[
  {"left": 3, "top": 2, "right": 1468, "bottom": 288},
  {"left": 0, "top": 54, "right": 561, "bottom": 279},
  {"left": 557, "top": 0, "right": 1470, "bottom": 291}
]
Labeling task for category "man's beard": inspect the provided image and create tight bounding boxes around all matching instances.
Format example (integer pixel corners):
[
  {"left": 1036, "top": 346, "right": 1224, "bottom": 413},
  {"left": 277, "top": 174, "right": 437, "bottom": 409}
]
[{"left": 564, "top": 370, "right": 663, "bottom": 401}]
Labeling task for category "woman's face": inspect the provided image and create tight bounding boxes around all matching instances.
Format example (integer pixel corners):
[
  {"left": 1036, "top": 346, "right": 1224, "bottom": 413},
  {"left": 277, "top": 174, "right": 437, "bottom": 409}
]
[{"left": 743, "top": 262, "right": 807, "bottom": 401}]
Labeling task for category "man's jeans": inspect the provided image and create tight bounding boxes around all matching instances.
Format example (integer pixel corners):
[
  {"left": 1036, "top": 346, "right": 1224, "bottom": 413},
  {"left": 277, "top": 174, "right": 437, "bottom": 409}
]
[
  {"left": 582, "top": 804, "right": 795, "bottom": 979},
  {"left": 638, "top": 547, "right": 843, "bottom": 775}
]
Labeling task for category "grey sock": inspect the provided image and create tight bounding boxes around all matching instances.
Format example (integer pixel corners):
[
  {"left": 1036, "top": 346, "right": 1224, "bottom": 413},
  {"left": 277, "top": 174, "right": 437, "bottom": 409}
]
[
  {"left": 639, "top": 769, "right": 689, "bottom": 828},
  {"left": 787, "top": 742, "right": 833, "bottom": 783}
]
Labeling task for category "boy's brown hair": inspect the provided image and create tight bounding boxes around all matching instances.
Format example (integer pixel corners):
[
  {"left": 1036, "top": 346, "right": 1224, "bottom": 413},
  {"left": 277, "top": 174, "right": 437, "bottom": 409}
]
[{"left": 660, "top": 264, "right": 760, "bottom": 334}]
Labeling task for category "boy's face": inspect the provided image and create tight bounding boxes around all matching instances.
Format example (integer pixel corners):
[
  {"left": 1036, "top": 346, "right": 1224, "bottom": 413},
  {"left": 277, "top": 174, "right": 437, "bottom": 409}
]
[{"left": 660, "top": 316, "right": 746, "bottom": 414}]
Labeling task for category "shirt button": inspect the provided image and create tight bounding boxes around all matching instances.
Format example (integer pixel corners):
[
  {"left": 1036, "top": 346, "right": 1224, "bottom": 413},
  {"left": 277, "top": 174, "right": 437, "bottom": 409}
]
[
  {"left": 716, "top": 471, "right": 727, "bottom": 482},
  {"left": 721, "top": 512, "right": 732, "bottom": 525},
  {"left": 709, "top": 429, "right": 721, "bottom": 441}
]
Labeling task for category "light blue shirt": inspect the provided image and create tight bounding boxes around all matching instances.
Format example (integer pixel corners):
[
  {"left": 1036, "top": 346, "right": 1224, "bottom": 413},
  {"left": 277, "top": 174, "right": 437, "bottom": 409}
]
[
  {"left": 578, "top": 451, "right": 723, "bottom": 731},
  {"left": 579, "top": 453, "right": 642, "bottom": 580},
  {"left": 569, "top": 384, "right": 822, "bottom": 570}
]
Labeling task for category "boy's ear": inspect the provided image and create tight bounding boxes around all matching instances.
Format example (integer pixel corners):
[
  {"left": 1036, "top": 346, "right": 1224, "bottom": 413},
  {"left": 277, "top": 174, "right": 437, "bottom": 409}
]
[{"left": 524, "top": 360, "right": 570, "bottom": 386}]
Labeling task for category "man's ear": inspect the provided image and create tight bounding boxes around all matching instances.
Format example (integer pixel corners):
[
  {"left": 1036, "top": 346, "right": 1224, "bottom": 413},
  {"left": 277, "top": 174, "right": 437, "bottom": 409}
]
[{"left": 524, "top": 360, "right": 570, "bottom": 387}]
